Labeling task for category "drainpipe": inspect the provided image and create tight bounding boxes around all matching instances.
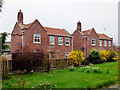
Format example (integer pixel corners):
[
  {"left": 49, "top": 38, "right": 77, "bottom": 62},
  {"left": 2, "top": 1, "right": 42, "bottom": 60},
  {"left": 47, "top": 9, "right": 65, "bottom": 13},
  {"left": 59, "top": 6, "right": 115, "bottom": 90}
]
[
  {"left": 72, "top": 36, "right": 73, "bottom": 51},
  {"left": 21, "top": 30, "right": 24, "bottom": 54},
  {"left": 83, "top": 36, "right": 87, "bottom": 57}
]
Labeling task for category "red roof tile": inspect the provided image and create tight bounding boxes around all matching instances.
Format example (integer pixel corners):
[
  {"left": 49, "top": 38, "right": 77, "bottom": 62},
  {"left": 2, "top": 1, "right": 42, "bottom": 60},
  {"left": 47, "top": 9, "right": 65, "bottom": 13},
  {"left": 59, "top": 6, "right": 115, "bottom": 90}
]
[
  {"left": 44, "top": 27, "right": 71, "bottom": 37},
  {"left": 82, "top": 30, "right": 91, "bottom": 35},
  {"left": 97, "top": 33, "right": 111, "bottom": 39}
]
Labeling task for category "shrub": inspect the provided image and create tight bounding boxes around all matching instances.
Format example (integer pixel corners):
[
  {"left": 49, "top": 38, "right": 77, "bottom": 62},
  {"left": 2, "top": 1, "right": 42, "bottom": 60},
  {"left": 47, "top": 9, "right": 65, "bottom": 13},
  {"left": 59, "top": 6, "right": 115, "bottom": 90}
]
[
  {"left": 68, "top": 50, "right": 85, "bottom": 66},
  {"left": 107, "top": 50, "right": 118, "bottom": 62},
  {"left": 81, "top": 59, "right": 89, "bottom": 65},
  {"left": 87, "top": 49, "right": 103, "bottom": 64},
  {"left": 12, "top": 51, "right": 44, "bottom": 73},
  {"left": 100, "top": 50, "right": 118, "bottom": 62},
  {"left": 52, "top": 59, "right": 67, "bottom": 69}
]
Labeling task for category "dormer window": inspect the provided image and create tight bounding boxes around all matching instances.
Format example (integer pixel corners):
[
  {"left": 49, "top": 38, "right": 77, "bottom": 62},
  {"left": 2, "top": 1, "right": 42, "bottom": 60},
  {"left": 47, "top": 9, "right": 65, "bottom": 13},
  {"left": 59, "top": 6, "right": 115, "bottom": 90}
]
[
  {"left": 34, "top": 33, "right": 41, "bottom": 43},
  {"left": 91, "top": 38, "right": 96, "bottom": 46}
]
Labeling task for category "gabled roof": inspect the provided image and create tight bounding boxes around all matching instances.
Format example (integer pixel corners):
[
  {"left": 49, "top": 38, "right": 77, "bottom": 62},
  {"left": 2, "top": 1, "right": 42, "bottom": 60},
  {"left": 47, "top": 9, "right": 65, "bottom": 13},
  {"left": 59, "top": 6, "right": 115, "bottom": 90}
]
[
  {"left": 81, "top": 28, "right": 94, "bottom": 35},
  {"left": 44, "top": 27, "right": 71, "bottom": 37},
  {"left": 18, "top": 19, "right": 71, "bottom": 37},
  {"left": 97, "top": 33, "right": 112, "bottom": 40}
]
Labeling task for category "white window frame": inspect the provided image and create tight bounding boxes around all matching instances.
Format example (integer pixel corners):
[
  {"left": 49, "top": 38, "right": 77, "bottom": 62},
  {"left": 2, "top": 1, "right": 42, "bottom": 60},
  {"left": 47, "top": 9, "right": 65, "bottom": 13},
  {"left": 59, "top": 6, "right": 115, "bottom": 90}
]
[
  {"left": 109, "top": 40, "right": 111, "bottom": 47},
  {"left": 65, "top": 51, "right": 69, "bottom": 58},
  {"left": 66, "top": 37, "right": 70, "bottom": 46},
  {"left": 99, "top": 40, "right": 102, "bottom": 46},
  {"left": 104, "top": 40, "right": 107, "bottom": 46},
  {"left": 34, "top": 33, "right": 41, "bottom": 43},
  {"left": 50, "top": 36, "right": 55, "bottom": 45},
  {"left": 91, "top": 38, "right": 96, "bottom": 46},
  {"left": 58, "top": 37, "right": 63, "bottom": 45}
]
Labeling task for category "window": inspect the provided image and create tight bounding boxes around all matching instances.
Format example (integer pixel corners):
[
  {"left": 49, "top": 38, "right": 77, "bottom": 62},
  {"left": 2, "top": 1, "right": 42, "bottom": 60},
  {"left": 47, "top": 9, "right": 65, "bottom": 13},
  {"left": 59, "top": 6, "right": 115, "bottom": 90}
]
[
  {"left": 91, "top": 38, "right": 96, "bottom": 46},
  {"left": 58, "top": 37, "right": 63, "bottom": 45},
  {"left": 66, "top": 37, "right": 70, "bottom": 46},
  {"left": 104, "top": 40, "right": 107, "bottom": 46},
  {"left": 65, "top": 51, "right": 69, "bottom": 58},
  {"left": 34, "top": 33, "right": 41, "bottom": 43},
  {"left": 50, "top": 36, "right": 54, "bottom": 45},
  {"left": 109, "top": 40, "right": 111, "bottom": 47},
  {"left": 99, "top": 40, "right": 102, "bottom": 46}
]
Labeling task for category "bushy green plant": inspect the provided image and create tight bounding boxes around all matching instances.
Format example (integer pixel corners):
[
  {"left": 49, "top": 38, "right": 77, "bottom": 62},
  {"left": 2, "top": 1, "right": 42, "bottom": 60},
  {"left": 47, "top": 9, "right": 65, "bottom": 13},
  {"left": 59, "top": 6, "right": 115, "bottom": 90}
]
[
  {"left": 81, "top": 59, "right": 89, "bottom": 65},
  {"left": 87, "top": 49, "right": 103, "bottom": 64},
  {"left": 86, "top": 69, "right": 90, "bottom": 73}
]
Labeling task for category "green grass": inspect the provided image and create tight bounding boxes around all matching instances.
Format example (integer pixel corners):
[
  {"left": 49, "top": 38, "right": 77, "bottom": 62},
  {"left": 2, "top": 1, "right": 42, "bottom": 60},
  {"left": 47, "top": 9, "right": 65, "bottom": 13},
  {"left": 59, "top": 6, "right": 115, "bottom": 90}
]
[{"left": 2, "top": 62, "right": 118, "bottom": 88}]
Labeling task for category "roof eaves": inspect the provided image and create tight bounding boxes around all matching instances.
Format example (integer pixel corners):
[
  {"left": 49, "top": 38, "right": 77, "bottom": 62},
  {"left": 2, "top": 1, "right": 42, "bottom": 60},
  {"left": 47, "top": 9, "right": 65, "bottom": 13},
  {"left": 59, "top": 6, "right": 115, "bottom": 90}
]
[{"left": 47, "top": 33, "right": 72, "bottom": 37}]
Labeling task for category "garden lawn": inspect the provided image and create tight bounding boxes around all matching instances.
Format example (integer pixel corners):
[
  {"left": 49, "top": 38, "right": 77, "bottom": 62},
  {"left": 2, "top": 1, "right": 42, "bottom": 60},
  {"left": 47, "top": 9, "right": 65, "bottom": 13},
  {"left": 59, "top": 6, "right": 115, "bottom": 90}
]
[{"left": 2, "top": 62, "right": 118, "bottom": 88}]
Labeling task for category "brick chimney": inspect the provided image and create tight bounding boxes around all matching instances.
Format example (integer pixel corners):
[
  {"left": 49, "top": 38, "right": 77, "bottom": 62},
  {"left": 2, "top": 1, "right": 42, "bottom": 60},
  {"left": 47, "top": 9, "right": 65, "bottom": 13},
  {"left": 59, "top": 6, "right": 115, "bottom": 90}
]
[
  {"left": 77, "top": 21, "right": 82, "bottom": 32},
  {"left": 17, "top": 9, "right": 23, "bottom": 24}
]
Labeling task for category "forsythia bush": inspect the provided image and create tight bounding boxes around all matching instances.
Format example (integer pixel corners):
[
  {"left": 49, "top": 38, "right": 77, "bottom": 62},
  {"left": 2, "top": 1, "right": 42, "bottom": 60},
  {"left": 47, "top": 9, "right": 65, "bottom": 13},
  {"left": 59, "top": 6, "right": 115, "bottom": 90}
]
[
  {"left": 99, "top": 50, "right": 110, "bottom": 62},
  {"left": 68, "top": 50, "right": 85, "bottom": 66},
  {"left": 100, "top": 50, "right": 118, "bottom": 62}
]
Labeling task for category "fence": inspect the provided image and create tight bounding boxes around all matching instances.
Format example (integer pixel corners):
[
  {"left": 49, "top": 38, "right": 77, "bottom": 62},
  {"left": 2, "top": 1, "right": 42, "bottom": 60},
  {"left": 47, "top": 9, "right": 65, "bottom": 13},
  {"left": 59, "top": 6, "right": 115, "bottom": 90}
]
[{"left": 1, "top": 54, "right": 12, "bottom": 72}]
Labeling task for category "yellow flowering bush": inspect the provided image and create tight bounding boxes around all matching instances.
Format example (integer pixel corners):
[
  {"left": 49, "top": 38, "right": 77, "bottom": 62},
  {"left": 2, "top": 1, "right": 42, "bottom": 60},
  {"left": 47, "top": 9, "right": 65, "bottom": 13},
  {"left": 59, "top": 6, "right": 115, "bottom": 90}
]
[
  {"left": 100, "top": 50, "right": 118, "bottom": 62},
  {"left": 99, "top": 50, "right": 110, "bottom": 62},
  {"left": 68, "top": 50, "right": 85, "bottom": 66}
]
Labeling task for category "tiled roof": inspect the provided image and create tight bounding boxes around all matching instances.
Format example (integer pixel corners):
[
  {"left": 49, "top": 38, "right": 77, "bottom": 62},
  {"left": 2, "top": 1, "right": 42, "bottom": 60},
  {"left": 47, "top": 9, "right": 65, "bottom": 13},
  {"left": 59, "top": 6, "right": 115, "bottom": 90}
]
[
  {"left": 97, "top": 33, "right": 111, "bottom": 39},
  {"left": 82, "top": 30, "right": 91, "bottom": 35},
  {"left": 81, "top": 28, "right": 93, "bottom": 35},
  {"left": 44, "top": 27, "right": 71, "bottom": 37}
]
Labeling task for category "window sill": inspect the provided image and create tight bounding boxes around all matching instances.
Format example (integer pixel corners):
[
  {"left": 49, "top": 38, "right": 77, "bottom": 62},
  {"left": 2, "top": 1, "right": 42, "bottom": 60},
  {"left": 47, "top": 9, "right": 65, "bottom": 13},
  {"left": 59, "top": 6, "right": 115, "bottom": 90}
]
[
  {"left": 50, "top": 44, "right": 55, "bottom": 45},
  {"left": 91, "top": 44, "right": 96, "bottom": 46},
  {"left": 66, "top": 45, "right": 70, "bottom": 46},
  {"left": 58, "top": 44, "right": 63, "bottom": 46},
  {"left": 33, "top": 42, "right": 41, "bottom": 44}
]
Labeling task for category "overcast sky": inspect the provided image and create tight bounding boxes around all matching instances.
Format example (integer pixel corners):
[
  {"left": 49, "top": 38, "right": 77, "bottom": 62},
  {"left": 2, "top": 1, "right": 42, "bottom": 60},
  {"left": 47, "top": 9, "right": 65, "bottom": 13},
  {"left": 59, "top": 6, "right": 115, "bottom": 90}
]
[{"left": 0, "top": 0, "right": 119, "bottom": 45}]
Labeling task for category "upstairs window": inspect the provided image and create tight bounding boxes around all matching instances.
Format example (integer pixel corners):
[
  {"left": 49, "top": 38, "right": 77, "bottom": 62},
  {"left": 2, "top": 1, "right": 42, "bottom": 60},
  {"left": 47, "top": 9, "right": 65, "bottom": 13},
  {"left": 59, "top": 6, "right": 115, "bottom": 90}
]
[
  {"left": 99, "top": 40, "right": 102, "bottom": 46},
  {"left": 66, "top": 37, "right": 70, "bottom": 46},
  {"left": 58, "top": 37, "right": 63, "bottom": 45},
  {"left": 50, "top": 36, "right": 55, "bottom": 45},
  {"left": 104, "top": 40, "right": 107, "bottom": 46},
  {"left": 91, "top": 38, "right": 96, "bottom": 46},
  {"left": 34, "top": 33, "right": 41, "bottom": 43},
  {"left": 109, "top": 40, "right": 111, "bottom": 47}
]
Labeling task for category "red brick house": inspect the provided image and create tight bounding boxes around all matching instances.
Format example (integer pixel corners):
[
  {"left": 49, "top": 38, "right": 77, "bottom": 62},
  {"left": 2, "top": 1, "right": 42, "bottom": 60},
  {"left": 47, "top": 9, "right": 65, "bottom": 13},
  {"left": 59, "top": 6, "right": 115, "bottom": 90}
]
[
  {"left": 11, "top": 10, "right": 73, "bottom": 59},
  {"left": 73, "top": 21, "right": 113, "bottom": 57}
]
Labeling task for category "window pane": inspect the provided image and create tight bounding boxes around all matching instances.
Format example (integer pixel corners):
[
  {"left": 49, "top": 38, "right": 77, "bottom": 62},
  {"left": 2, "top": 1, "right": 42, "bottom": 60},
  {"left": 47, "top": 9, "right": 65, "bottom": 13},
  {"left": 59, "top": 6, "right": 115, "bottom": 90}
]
[
  {"left": 91, "top": 38, "right": 95, "bottom": 45},
  {"left": 99, "top": 40, "right": 102, "bottom": 46},
  {"left": 58, "top": 37, "right": 63, "bottom": 45},
  {"left": 34, "top": 33, "right": 41, "bottom": 43},
  {"left": 104, "top": 40, "right": 107, "bottom": 46},
  {"left": 109, "top": 41, "right": 111, "bottom": 47},
  {"left": 66, "top": 37, "right": 70, "bottom": 45},
  {"left": 50, "top": 36, "right": 54, "bottom": 45}
]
